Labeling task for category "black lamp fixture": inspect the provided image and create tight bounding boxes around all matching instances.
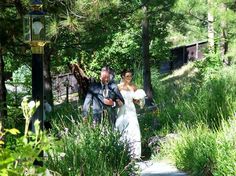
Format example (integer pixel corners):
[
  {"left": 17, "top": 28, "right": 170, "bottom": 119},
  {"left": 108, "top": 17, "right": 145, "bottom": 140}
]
[
  {"left": 23, "top": 0, "right": 50, "bottom": 132},
  {"left": 23, "top": 0, "right": 50, "bottom": 54}
]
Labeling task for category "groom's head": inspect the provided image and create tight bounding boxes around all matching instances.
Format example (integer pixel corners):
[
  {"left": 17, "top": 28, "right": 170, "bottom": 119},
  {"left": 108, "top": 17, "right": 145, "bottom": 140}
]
[
  {"left": 101, "top": 66, "right": 115, "bottom": 82},
  {"left": 100, "top": 70, "right": 110, "bottom": 85}
]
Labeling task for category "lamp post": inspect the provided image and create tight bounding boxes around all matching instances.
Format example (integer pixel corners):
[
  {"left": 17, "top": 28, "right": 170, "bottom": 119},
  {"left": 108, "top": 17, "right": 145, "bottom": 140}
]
[
  {"left": 23, "top": 0, "right": 49, "bottom": 132},
  {"left": 64, "top": 77, "right": 70, "bottom": 103}
]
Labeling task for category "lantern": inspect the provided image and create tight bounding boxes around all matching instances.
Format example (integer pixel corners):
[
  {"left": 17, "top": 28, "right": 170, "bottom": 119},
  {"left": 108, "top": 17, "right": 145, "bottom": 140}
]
[{"left": 23, "top": 0, "right": 50, "bottom": 54}]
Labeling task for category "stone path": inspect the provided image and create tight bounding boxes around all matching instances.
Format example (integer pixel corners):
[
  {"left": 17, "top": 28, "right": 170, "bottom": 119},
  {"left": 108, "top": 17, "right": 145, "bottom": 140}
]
[{"left": 137, "top": 160, "right": 188, "bottom": 176}]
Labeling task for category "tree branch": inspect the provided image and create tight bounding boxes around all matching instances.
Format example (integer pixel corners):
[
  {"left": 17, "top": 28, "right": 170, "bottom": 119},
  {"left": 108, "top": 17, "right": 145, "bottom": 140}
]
[{"left": 188, "top": 6, "right": 209, "bottom": 24}]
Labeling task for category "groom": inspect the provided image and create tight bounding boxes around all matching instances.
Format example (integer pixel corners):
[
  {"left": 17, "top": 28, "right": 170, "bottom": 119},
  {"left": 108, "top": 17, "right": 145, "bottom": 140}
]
[{"left": 82, "top": 68, "right": 124, "bottom": 126}]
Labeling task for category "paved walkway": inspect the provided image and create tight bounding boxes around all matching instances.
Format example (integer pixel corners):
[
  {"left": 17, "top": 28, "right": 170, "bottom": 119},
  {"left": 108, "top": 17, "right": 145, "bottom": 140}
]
[{"left": 137, "top": 160, "right": 188, "bottom": 176}]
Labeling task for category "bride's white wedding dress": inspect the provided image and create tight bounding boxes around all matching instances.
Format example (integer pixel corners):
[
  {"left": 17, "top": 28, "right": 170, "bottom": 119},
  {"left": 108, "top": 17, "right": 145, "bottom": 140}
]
[{"left": 115, "top": 89, "right": 142, "bottom": 159}]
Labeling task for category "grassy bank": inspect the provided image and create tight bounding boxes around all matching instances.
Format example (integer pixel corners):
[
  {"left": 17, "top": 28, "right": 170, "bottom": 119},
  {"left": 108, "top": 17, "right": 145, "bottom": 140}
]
[{"left": 151, "top": 63, "right": 236, "bottom": 175}]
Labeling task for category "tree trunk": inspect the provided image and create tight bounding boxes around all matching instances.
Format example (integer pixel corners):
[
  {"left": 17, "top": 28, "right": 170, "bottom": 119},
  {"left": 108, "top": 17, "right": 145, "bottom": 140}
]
[
  {"left": 220, "top": 3, "right": 229, "bottom": 65},
  {"left": 43, "top": 45, "right": 54, "bottom": 106},
  {"left": 208, "top": 0, "right": 214, "bottom": 52},
  {"left": 142, "top": 5, "right": 153, "bottom": 106},
  {"left": 0, "top": 46, "right": 7, "bottom": 122}
]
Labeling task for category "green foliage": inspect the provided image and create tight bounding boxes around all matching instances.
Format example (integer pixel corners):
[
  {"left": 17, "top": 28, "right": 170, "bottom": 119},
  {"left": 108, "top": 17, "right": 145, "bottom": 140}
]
[
  {"left": 0, "top": 98, "right": 51, "bottom": 175},
  {"left": 5, "top": 65, "right": 32, "bottom": 111},
  {"left": 159, "top": 118, "right": 236, "bottom": 175},
  {"left": 138, "top": 110, "right": 159, "bottom": 159},
  {"left": 226, "top": 39, "right": 236, "bottom": 65},
  {"left": 44, "top": 0, "right": 176, "bottom": 77},
  {"left": 196, "top": 71, "right": 236, "bottom": 128},
  {"left": 20, "top": 96, "right": 40, "bottom": 137},
  {"left": 5, "top": 66, "right": 33, "bottom": 130},
  {"left": 151, "top": 63, "right": 200, "bottom": 129},
  {"left": 213, "top": 118, "right": 236, "bottom": 175},
  {"left": 152, "top": 62, "right": 236, "bottom": 130},
  {"left": 160, "top": 123, "right": 217, "bottom": 175},
  {"left": 194, "top": 52, "right": 223, "bottom": 79},
  {"left": 90, "top": 28, "right": 141, "bottom": 74},
  {"left": 167, "top": 0, "right": 208, "bottom": 46},
  {"left": 0, "top": 126, "right": 20, "bottom": 175},
  {"left": 151, "top": 62, "right": 236, "bottom": 175},
  {"left": 48, "top": 102, "right": 82, "bottom": 124},
  {"left": 187, "top": 65, "right": 236, "bottom": 129},
  {"left": 12, "top": 65, "right": 31, "bottom": 91},
  {"left": 45, "top": 103, "right": 136, "bottom": 175}
]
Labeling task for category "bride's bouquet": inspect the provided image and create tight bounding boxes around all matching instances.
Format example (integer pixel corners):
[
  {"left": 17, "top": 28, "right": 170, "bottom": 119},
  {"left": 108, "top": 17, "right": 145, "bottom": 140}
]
[{"left": 133, "top": 89, "right": 146, "bottom": 109}]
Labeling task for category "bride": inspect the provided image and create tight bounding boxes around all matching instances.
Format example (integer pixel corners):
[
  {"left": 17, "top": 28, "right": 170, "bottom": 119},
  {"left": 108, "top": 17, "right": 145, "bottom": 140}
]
[{"left": 115, "top": 69, "right": 146, "bottom": 159}]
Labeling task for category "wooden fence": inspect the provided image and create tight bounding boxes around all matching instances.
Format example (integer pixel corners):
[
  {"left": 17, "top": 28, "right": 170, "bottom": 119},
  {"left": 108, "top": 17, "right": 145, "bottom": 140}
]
[{"left": 52, "top": 73, "right": 79, "bottom": 100}]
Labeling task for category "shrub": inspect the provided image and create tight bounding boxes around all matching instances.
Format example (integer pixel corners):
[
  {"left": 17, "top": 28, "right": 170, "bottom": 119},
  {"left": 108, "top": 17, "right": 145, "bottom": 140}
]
[
  {"left": 158, "top": 124, "right": 217, "bottom": 175},
  {"left": 194, "top": 66, "right": 236, "bottom": 129},
  {"left": 45, "top": 104, "right": 136, "bottom": 175},
  {"left": 138, "top": 110, "right": 159, "bottom": 159},
  {"left": 159, "top": 118, "right": 236, "bottom": 175},
  {"left": 0, "top": 97, "right": 51, "bottom": 175},
  {"left": 152, "top": 64, "right": 236, "bottom": 130},
  {"left": 213, "top": 118, "right": 236, "bottom": 175}
]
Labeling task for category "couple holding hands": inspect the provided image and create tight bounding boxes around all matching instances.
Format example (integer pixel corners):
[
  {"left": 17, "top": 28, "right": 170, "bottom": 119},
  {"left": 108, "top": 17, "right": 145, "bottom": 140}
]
[{"left": 82, "top": 67, "right": 146, "bottom": 159}]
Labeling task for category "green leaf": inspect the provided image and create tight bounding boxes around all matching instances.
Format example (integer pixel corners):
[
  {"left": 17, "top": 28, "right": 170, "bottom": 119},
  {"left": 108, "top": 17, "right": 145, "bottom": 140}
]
[{"left": 5, "top": 129, "right": 20, "bottom": 135}]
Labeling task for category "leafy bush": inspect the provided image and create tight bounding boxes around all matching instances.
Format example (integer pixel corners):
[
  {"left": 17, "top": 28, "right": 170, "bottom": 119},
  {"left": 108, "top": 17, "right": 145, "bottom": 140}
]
[
  {"left": 12, "top": 65, "right": 31, "bottom": 89},
  {"left": 45, "top": 103, "right": 136, "bottom": 175},
  {"left": 158, "top": 123, "right": 217, "bottom": 175},
  {"left": 194, "top": 66, "right": 236, "bottom": 129},
  {"left": 152, "top": 63, "right": 201, "bottom": 129},
  {"left": 48, "top": 101, "right": 83, "bottom": 124},
  {"left": 194, "top": 52, "right": 223, "bottom": 79},
  {"left": 159, "top": 118, "right": 236, "bottom": 175},
  {"left": 0, "top": 97, "right": 51, "bottom": 175},
  {"left": 151, "top": 62, "right": 236, "bottom": 175},
  {"left": 213, "top": 118, "right": 236, "bottom": 176},
  {"left": 138, "top": 110, "right": 159, "bottom": 159},
  {"left": 46, "top": 120, "right": 135, "bottom": 175},
  {"left": 152, "top": 63, "right": 236, "bottom": 130}
]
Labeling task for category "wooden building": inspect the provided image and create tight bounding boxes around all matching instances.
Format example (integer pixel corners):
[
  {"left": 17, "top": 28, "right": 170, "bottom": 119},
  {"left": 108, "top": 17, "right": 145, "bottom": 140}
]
[{"left": 160, "top": 41, "right": 207, "bottom": 73}]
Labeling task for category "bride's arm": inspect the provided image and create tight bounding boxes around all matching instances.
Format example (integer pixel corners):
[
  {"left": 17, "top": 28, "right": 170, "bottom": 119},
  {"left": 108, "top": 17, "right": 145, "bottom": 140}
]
[
  {"left": 131, "top": 84, "right": 137, "bottom": 91},
  {"left": 115, "top": 83, "right": 124, "bottom": 107},
  {"left": 131, "top": 84, "right": 140, "bottom": 104}
]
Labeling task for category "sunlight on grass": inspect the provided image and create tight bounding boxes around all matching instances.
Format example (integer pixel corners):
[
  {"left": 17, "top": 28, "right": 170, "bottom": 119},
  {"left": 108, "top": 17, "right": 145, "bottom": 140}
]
[
  {"left": 160, "top": 62, "right": 198, "bottom": 82},
  {"left": 151, "top": 63, "right": 236, "bottom": 175}
]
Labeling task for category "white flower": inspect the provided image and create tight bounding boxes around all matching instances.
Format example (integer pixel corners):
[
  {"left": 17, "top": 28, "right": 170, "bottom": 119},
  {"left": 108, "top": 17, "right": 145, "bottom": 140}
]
[
  {"left": 139, "top": 98, "right": 145, "bottom": 109},
  {"left": 22, "top": 95, "right": 30, "bottom": 102},
  {"left": 59, "top": 152, "right": 66, "bottom": 158},
  {"left": 28, "top": 101, "right": 36, "bottom": 109},
  {"left": 133, "top": 89, "right": 146, "bottom": 100},
  {"left": 64, "top": 128, "right": 69, "bottom": 134}
]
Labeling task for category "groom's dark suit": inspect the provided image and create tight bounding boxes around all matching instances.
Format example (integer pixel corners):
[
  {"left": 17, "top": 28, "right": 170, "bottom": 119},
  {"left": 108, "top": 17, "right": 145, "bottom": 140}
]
[
  {"left": 82, "top": 81, "right": 124, "bottom": 125},
  {"left": 107, "top": 80, "right": 124, "bottom": 127}
]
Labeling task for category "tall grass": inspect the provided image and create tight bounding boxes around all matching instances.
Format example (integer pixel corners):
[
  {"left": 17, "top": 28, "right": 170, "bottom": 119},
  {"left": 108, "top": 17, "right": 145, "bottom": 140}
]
[
  {"left": 159, "top": 118, "right": 236, "bottom": 175},
  {"left": 213, "top": 118, "right": 236, "bottom": 175},
  {"left": 45, "top": 103, "right": 135, "bottom": 175},
  {"left": 194, "top": 71, "right": 236, "bottom": 128},
  {"left": 151, "top": 63, "right": 236, "bottom": 175},
  {"left": 152, "top": 64, "right": 236, "bottom": 131},
  {"left": 167, "top": 123, "right": 217, "bottom": 176}
]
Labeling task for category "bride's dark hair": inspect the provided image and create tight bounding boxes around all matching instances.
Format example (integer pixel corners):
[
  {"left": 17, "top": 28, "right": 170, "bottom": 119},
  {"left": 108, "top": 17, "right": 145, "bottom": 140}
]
[{"left": 120, "top": 69, "right": 133, "bottom": 78}]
